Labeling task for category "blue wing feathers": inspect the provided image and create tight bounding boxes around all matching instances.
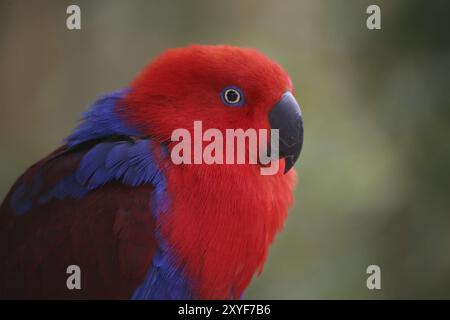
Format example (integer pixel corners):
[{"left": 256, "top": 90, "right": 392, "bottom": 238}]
[
  {"left": 65, "top": 88, "right": 140, "bottom": 147},
  {"left": 3, "top": 88, "right": 194, "bottom": 299}
]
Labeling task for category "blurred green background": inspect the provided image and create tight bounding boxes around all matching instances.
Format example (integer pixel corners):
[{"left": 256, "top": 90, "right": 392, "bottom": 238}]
[{"left": 1, "top": 0, "right": 450, "bottom": 299}]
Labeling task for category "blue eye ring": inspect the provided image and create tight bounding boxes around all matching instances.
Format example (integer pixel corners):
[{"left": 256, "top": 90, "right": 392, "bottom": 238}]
[{"left": 221, "top": 86, "right": 245, "bottom": 107}]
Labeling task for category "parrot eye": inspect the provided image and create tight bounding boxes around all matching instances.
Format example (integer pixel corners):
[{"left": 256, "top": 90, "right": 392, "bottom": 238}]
[{"left": 221, "top": 86, "right": 244, "bottom": 107}]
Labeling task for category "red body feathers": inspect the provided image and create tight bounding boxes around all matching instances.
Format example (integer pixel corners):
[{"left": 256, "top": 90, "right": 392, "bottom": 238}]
[{"left": 125, "top": 45, "right": 298, "bottom": 298}]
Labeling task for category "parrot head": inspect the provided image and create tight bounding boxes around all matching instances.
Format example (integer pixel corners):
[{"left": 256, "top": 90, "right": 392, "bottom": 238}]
[{"left": 124, "top": 45, "right": 303, "bottom": 172}]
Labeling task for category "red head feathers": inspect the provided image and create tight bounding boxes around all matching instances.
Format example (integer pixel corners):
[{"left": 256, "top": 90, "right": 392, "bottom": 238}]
[{"left": 124, "top": 45, "right": 293, "bottom": 140}]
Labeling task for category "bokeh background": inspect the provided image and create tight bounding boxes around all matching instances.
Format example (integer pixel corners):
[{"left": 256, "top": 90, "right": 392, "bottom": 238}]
[{"left": 1, "top": 0, "right": 450, "bottom": 299}]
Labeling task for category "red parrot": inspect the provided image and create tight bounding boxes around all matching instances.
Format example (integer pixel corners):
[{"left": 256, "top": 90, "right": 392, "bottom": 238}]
[{"left": 0, "top": 45, "right": 303, "bottom": 299}]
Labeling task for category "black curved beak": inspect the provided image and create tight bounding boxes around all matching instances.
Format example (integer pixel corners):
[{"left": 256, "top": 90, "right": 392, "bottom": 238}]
[{"left": 268, "top": 91, "right": 303, "bottom": 173}]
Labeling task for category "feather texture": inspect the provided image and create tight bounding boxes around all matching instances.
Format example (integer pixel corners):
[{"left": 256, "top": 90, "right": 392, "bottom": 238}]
[{"left": 0, "top": 45, "right": 299, "bottom": 299}]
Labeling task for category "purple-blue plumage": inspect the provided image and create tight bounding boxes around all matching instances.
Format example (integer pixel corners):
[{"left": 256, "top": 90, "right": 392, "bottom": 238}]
[
  {"left": 65, "top": 88, "right": 140, "bottom": 147},
  {"left": 1, "top": 90, "right": 193, "bottom": 299}
]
